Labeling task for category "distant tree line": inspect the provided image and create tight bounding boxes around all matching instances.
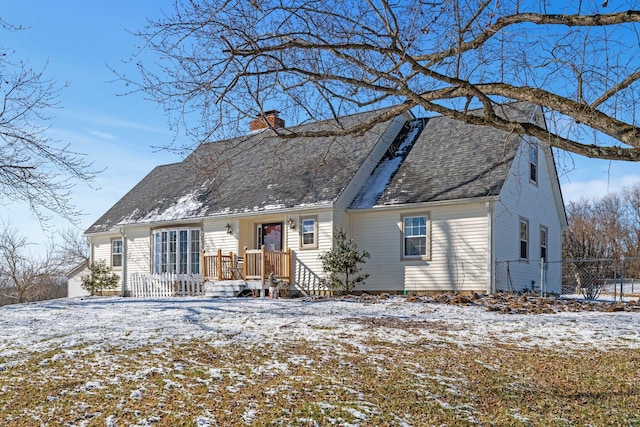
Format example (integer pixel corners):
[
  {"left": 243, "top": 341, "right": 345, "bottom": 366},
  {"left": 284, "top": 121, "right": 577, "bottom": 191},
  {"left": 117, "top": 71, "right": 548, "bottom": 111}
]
[
  {"left": 563, "top": 183, "right": 640, "bottom": 278},
  {"left": 0, "top": 225, "right": 88, "bottom": 306}
]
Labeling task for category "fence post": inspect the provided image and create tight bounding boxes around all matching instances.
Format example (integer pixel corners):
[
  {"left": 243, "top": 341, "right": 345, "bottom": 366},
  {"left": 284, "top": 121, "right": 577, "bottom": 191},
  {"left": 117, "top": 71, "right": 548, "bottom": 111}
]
[
  {"left": 287, "top": 247, "right": 292, "bottom": 284},
  {"left": 613, "top": 258, "right": 618, "bottom": 301},
  {"left": 202, "top": 249, "right": 206, "bottom": 280},
  {"left": 620, "top": 255, "right": 625, "bottom": 301}
]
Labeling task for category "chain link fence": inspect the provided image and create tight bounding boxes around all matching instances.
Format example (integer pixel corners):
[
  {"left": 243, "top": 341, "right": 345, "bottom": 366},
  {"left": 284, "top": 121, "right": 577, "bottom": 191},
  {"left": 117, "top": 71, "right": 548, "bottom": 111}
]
[
  {"left": 495, "top": 257, "right": 640, "bottom": 300},
  {"left": 557, "top": 259, "right": 616, "bottom": 299},
  {"left": 495, "top": 259, "right": 547, "bottom": 294}
]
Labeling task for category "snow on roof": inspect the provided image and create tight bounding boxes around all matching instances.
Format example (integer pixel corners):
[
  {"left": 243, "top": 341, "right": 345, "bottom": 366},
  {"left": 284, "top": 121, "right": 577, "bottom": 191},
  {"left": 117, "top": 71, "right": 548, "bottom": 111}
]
[
  {"left": 351, "top": 119, "right": 424, "bottom": 209},
  {"left": 117, "top": 193, "right": 206, "bottom": 226}
]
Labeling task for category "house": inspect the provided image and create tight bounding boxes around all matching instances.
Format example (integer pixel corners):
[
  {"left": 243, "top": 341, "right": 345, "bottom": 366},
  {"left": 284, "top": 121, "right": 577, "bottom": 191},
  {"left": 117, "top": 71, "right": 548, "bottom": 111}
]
[{"left": 85, "top": 102, "right": 567, "bottom": 296}]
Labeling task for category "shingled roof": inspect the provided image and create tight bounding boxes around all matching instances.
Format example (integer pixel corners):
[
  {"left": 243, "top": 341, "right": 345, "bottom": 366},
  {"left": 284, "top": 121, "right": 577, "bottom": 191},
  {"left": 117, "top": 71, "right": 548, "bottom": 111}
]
[
  {"left": 86, "top": 109, "right": 396, "bottom": 234},
  {"left": 86, "top": 102, "right": 539, "bottom": 234},
  {"left": 351, "top": 102, "right": 537, "bottom": 208}
]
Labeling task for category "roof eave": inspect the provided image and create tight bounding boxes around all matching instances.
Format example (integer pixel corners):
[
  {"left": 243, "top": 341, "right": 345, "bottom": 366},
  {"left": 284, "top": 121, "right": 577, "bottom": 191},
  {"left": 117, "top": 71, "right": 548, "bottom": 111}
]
[
  {"left": 85, "top": 202, "right": 336, "bottom": 236},
  {"left": 346, "top": 195, "right": 500, "bottom": 213}
]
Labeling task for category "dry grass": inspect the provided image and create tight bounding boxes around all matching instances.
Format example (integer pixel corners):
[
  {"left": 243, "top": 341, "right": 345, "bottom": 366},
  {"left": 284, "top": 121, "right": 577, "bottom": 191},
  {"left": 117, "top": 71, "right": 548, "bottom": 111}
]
[{"left": 1, "top": 334, "right": 638, "bottom": 426}]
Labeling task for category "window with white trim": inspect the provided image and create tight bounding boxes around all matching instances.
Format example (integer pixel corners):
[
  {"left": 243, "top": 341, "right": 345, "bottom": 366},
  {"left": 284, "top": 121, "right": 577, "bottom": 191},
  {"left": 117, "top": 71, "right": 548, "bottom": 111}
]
[
  {"left": 111, "top": 239, "right": 123, "bottom": 268},
  {"left": 529, "top": 144, "right": 538, "bottom": 183},
  {"left": 403, "top": 214, "right": 429, "bottom": 258},
  {"left": 540, "top": 226, "right": 548, "bottom": 260},
  {"left": 519, "top": 219, "right": 529, "bottom": 259},
  {"left": 153, "top": 228, "right": 200, "bottom": 274},
  {"left": 300, "top": 217, "right": 317, "bottom": 248}
]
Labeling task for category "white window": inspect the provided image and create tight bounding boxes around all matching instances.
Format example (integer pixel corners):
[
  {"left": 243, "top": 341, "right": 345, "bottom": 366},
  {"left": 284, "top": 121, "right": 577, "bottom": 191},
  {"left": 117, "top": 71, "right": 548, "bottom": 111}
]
[
  {"left": 300, "top": 217, "right": 317, "bottom": 249},
  {"left": 540, "top": 226, "right": 548, "bottom": 260},
  {"left": 153, "top": 228, "right": 200, "bottom": 274},
  {"left": 403, "top": 214, "right": 429, "bottom": 258},
  {"left": 520, "top": 219, "right": 529, "bottom": 259},
  {"left": 529, "top": 144, "right": 538, "bottom": 183},
  {"left": 111, "top": 239, "right": 123, "bottom": 268}
]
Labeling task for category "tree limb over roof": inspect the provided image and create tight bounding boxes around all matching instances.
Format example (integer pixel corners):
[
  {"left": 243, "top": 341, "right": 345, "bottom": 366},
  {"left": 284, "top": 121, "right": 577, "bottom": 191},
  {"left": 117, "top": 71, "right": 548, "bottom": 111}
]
[{"left": 122, "top": 1, "right": 640, "bottom": 161}]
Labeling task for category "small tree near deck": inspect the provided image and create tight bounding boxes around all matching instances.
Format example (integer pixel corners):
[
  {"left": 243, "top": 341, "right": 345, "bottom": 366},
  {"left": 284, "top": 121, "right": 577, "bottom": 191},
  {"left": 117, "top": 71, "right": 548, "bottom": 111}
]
[
  {"left": 81, "top": 260, "right": 119, "bottom": 296},
  {"left": 319, "top": 229, "right": 370, "bottom": 295}
]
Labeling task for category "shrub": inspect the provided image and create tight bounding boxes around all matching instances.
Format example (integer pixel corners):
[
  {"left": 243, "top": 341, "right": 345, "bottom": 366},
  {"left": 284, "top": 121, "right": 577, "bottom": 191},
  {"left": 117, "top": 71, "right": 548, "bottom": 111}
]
[
  {"left": 81, "top": 260, "right": 119, "bottom": 295},
  {"left": 319, "top": 228, "right": 370, "bottom": 295}
]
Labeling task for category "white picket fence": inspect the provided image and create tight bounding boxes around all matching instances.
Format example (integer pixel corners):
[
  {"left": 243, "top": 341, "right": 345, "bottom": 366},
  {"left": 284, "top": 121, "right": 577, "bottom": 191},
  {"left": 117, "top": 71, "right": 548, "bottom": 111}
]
[{"left": 129, "top": 273, "right": 203, "bottom": 297}]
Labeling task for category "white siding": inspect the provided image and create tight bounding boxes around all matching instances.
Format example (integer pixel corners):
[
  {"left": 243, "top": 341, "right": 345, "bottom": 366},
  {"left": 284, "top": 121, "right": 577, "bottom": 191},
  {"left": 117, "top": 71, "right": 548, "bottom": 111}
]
[
  {"left": 351, "top": 203, "right": 489, "bottom": 293},
  {"left": 333, "top": 208, "right": 348, "bottom": 238},
  {"left": 494, "top": 138, "right": 565, "bottom": 293},
  {"left": 203, "top": 220, "right": 238, "bottom": 254},
  {"left": 126, "top": 227, "right": 151, "bottom": 276},
  {"left": 288, "top": 209, "right": 333, "bottom": 291},
  {"left": 286, "top": 214, "right": 301, "bottom": 250}
]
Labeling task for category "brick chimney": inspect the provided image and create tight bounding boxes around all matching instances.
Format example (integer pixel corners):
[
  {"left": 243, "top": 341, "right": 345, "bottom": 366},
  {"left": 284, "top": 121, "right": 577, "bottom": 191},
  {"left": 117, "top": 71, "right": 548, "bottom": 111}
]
[{"left": 249, "top": 110, "right": 285, "bottom": 132}]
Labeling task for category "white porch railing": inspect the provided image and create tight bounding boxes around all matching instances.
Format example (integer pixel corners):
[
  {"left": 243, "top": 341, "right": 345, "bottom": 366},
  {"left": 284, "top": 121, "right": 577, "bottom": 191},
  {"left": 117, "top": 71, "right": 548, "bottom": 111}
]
[{"left": 130, "top": 273, "right": 203, "bottom": 297}]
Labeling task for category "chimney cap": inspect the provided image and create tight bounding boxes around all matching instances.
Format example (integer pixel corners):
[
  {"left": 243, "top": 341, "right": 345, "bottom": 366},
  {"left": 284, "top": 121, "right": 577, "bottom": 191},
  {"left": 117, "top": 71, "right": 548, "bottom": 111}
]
[{"left": 257, "top": 110, "right": 280, "bottom": 117}]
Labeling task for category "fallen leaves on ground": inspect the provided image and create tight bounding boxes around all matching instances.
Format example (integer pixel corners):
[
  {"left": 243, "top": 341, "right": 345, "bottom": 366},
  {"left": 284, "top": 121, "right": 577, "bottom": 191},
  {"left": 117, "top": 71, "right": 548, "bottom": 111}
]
[{"left": 323, "top": 291, "right": 640, "bottom": 315}]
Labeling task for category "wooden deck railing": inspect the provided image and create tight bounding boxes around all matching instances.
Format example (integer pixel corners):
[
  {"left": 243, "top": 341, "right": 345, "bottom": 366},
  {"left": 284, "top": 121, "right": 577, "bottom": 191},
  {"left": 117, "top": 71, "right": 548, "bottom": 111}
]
[
  {"left": 203, "top": 247, "right": 291, "bottom": 284},
  {"left": 203, "top": 249, "right": 238, "bottom": 281}
]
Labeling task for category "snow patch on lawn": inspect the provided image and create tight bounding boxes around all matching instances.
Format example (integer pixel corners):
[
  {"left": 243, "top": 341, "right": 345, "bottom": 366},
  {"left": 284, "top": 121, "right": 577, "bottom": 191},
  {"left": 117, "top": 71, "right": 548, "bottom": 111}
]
[{"left": 0, "top": 297, "right": 638, "bottom": 367}]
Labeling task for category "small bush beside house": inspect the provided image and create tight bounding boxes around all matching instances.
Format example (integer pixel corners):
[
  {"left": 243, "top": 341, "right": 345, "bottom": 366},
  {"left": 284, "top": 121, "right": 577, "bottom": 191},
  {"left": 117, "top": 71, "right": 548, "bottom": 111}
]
[
  {"left": 319, "top": 229, "right": 370, "bottom": 295},
  {"left": 81, "top": 260, "right": 120, "bottom": 296}
]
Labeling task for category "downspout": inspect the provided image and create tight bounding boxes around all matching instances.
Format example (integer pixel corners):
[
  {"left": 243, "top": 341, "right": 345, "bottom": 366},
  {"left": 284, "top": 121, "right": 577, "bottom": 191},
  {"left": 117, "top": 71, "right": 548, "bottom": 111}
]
[
  {"left": 87, "top": 237, "right": 94, "bottom": 265},
  {"left": 486, "top": 201, "right": 495, "bottom": 294},
  {"left": 119, "top": 227, "right": 127, "bottom": 297}
]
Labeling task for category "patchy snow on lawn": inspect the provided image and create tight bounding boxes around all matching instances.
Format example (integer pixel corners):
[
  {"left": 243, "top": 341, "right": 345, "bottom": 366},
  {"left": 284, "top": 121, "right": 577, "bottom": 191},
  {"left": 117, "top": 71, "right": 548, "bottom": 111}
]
[
  {"left": 1, "top": 296, "right": 639, "bottom": 426},
  {"left": 0, "top": 296, "right": 638, "bottom": 366}
]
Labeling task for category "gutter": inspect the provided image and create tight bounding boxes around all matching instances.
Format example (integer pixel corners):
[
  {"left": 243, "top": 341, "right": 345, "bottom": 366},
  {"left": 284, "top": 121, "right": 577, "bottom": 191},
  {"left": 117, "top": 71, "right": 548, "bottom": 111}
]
[
  {"left": 85, "top": 204, "right": 336, "bottom": 237},
  {"left": 486, "top": 201, "right": 495, "bottom": 294},
  {"left": 87, "top": 236, "right": 94, "bottom": 265},
  {"left": 346, "top": 196, "right": 500, "bottom": 214}
]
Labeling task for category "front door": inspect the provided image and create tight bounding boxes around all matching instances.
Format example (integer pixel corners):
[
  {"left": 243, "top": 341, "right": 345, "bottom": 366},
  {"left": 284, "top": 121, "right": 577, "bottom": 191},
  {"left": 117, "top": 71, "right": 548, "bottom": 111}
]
[{"left": 258, "top": 222, "right": 283, "bottom": 251}]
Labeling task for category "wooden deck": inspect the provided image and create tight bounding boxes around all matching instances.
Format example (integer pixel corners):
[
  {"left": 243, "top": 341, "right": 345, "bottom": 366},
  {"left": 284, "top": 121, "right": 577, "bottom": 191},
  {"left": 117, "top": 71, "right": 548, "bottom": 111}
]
[{"left": 203, "top": 247, "right": 292, "bottom": 285}]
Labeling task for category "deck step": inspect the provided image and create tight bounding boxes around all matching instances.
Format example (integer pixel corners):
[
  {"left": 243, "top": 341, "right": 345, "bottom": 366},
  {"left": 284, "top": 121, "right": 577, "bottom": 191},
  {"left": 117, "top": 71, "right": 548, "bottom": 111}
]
[
  {"left": 204, "top": 280, "right": 270, "bottom": 297},
  {"left": 204, "top": 280, "right": 245, "bottom": 297}
]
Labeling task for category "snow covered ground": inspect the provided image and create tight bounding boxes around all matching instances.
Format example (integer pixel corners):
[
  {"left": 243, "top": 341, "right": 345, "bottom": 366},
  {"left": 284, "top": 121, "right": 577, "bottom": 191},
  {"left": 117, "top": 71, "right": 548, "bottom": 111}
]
[
  {"left": 1, "top": 295, "right": 638, "bottom": 365},
  {"left": 1, "top": 296, "right": 639, "bottom": 426}
]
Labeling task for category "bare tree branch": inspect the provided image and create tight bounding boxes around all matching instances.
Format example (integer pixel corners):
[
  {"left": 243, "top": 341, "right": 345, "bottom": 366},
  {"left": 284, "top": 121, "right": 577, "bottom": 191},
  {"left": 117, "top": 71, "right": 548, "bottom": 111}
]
[
  {"left": 119, "top": 1, "right": 640, "bottom": 161},
  {"left": 0, "top": 223, "right": 66, "bottom": 304},
  {"left": 1, "top": 21, "right": 98, "bottom": 222}
]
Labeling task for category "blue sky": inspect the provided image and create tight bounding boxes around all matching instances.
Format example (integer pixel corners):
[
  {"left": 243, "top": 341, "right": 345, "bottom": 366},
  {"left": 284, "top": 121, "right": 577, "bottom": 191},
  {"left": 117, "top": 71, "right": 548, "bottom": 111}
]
[
  {"left": 2, "top": 1, "right": 181, "bottom": 248},
  {"left": 2, "top": 1, "right": 640, "bottom": 251}
]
